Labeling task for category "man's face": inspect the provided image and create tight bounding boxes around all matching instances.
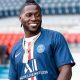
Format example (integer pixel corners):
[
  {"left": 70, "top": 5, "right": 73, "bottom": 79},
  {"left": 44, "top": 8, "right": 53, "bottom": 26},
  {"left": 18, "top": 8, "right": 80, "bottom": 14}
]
[{"left": 19, "top": 4, "right": 42, "bottom": 33}]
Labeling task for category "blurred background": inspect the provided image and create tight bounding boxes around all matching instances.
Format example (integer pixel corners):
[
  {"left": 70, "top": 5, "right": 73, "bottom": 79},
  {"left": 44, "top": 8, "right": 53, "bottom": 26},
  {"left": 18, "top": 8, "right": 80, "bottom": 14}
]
[{"left": 0, "top": 0, "right": 80, "bottom": 80}]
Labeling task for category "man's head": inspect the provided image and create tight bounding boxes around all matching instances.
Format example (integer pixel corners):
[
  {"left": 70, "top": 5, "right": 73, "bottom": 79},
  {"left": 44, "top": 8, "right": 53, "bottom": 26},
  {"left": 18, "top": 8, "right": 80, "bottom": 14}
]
[{"left": 19, "top": 0, "right": 42, "bottom": 36}]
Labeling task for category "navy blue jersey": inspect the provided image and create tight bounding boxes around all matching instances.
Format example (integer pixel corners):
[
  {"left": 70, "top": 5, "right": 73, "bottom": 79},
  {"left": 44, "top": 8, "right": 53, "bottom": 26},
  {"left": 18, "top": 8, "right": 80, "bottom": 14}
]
[{"left": 9, "top": 28, "right": 75, "bottom": 80}]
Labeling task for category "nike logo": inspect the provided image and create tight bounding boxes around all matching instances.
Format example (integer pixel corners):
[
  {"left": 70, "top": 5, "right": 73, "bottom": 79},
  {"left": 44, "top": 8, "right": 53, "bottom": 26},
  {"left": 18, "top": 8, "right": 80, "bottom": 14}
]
[{"left": 15, "top": 53, "right": 20, "bottom": 58}]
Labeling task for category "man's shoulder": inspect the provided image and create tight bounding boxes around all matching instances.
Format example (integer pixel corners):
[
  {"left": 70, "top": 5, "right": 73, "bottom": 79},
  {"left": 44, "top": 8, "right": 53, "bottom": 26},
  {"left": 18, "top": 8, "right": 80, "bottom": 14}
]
[
  {"left": 42, "top": 28, "right": 65, "bottom": 43},
  {"left": 11, "top": 38, "right": 23, "bottom": 53},
  {"left": 42, "top": 28, "right": 62, "bottom": 36}
]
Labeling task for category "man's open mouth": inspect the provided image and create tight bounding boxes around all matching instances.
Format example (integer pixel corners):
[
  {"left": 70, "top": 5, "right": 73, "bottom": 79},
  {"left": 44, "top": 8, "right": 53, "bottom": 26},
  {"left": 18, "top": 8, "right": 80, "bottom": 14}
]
[{"left": 29, "top": 23, "right": 37, "bottom": 26}]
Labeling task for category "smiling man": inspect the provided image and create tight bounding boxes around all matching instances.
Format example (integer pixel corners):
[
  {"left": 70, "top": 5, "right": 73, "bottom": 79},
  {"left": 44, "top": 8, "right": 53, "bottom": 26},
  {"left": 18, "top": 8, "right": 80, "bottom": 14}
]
[
  {"left": 20, "top": 0, "right": 42, "bottom": 37},
  {"left": 9, "top": 0, "right": 75, "bottom": 80}
]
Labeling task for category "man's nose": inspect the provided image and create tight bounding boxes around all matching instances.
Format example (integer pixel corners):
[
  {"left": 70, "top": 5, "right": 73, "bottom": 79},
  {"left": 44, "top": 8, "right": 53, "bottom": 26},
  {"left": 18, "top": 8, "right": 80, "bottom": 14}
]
[{"left": 31, "top": 15, "right": 36, "bottom": 20}]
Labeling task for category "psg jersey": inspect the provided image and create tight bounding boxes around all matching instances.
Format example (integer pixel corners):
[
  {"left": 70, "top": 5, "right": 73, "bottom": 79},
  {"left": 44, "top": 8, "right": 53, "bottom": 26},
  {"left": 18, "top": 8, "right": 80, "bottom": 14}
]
[{"left": 9, "top": 28, "right": 75, "bottom": 80}]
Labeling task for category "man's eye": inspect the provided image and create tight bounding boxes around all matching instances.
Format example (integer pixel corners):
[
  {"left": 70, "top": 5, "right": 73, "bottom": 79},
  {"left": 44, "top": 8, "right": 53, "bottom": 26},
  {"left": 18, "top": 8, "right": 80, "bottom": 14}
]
[
  {"left": 36, "top": 13, "right": 40, "bottom": 17},
  {"left": 26, "top": 13, "right": 32, "bottom": 17}
]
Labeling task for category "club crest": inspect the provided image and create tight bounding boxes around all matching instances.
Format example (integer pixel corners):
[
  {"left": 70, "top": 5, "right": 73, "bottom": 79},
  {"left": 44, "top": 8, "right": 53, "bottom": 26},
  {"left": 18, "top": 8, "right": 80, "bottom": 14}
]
[{"left": 37, "top": 44, "right": 45, "bottom": 53}]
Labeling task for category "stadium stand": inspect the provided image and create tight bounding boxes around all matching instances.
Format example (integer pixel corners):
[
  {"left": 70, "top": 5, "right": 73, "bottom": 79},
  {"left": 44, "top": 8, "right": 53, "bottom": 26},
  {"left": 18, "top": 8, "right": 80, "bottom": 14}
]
[
  {"left": 0, "top": 0, "right": 80, "bottom": 18},
  {"left": 68, "top": 33, "right": 77, "bottom": 44},
  {"left": 76, "top": 33, "right": 80, "bottom": 46},
  {"left": 0, "top": 33, "right": 24, "bottom": 54}
]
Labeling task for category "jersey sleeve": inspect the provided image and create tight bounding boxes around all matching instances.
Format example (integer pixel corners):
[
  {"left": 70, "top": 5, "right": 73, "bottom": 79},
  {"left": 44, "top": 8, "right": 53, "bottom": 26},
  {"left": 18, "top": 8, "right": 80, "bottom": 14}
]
[
  {"left": 52, "top": 32, "right": 75, "bottom": 68},
  {"left": 9, "top": 47, "right": 18, "bottom": 80}
]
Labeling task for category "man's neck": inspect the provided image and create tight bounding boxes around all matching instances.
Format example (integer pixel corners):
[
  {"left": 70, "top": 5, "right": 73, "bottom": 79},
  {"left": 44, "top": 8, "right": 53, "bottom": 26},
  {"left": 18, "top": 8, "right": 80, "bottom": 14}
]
[{"left": 24, "top": 30, "right": 40, "bottom": 38}]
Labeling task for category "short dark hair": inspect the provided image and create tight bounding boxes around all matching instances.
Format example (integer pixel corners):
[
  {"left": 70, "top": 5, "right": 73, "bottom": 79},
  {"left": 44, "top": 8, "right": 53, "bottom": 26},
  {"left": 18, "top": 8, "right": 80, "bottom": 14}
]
[{"left": 20, "top": 0, "right": 41, "bottom": 14}]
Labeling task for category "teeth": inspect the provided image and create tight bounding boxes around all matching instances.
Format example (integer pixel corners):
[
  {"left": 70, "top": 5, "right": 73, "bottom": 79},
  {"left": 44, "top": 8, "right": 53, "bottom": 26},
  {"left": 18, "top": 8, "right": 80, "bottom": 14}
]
[{"left": 30, "top": 24, "right": 37, "bottom": 26}]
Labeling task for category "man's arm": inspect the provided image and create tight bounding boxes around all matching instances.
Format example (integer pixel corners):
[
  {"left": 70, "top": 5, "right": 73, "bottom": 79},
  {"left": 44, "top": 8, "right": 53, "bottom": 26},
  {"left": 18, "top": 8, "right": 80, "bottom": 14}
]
[
  {"left": 9, "top": 48, "right": 18, "bottom": 80},
  {"left": 57, "top": 65, "right": 72, "bottom": 80}
]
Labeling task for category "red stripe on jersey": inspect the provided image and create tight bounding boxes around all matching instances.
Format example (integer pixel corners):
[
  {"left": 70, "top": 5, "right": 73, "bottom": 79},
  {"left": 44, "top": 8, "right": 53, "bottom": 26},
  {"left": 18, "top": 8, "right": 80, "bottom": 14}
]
[
  {"left": 27, "top": 42, "right": 31, "bottom": 60},
  {"left": 31, "top": 77, "right": 34, "bottom": 80}
]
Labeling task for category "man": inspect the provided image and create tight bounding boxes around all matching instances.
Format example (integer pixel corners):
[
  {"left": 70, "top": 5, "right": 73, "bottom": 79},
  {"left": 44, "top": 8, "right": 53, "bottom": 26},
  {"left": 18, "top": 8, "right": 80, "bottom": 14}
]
[{"left": 9, "top": 0, "right": 75, "bottom": 80}]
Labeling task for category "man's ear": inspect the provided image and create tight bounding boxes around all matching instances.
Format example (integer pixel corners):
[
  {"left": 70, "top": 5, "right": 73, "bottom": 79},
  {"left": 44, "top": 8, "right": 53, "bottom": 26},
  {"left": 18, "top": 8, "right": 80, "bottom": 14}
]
[
  {"left": 19, "top": 16, "right": 22, "bottom": 27},
  {"left": 19, "top": 16, "right": 21, "bottom": 21}
]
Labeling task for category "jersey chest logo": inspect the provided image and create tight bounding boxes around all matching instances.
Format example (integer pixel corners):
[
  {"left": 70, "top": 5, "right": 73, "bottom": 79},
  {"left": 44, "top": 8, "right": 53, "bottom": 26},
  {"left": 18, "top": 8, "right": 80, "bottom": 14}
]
[{"left": 37, "top": 44, "right": 45, "bottom": 53}]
